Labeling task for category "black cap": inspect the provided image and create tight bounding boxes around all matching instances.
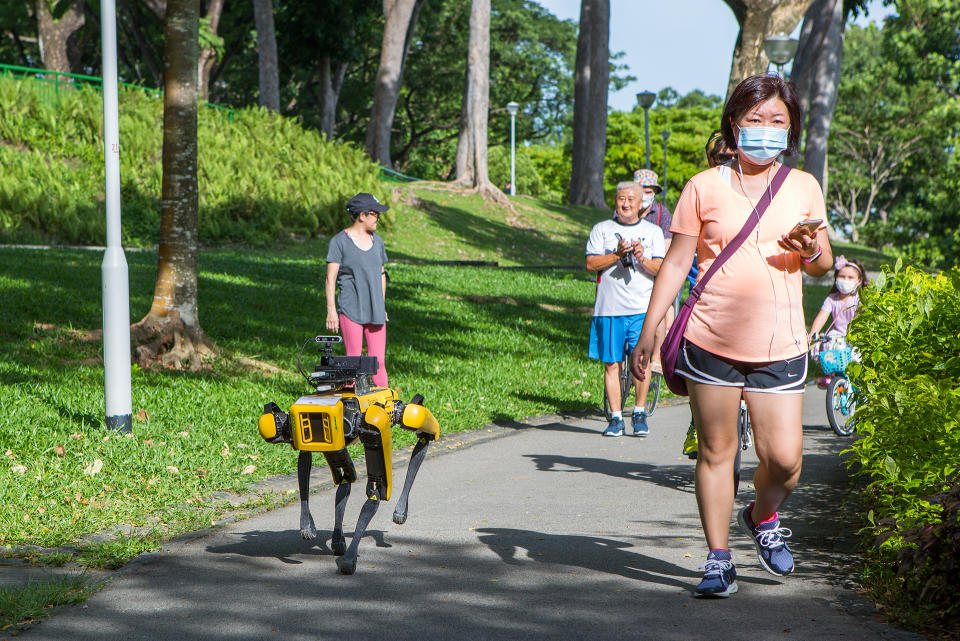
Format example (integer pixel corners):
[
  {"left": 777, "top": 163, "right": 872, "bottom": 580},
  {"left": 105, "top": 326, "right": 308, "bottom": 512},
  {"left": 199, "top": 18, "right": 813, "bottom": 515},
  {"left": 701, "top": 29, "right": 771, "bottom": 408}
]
[{"left": 346, "top": 193, "right": 389, "bottom": 214}]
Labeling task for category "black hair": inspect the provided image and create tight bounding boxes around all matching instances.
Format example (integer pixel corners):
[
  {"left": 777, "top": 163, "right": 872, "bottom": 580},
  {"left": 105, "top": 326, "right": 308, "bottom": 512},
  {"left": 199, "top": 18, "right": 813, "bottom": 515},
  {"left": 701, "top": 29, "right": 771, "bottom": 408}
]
[{"left": 721, "top": 74, "right": 803, "bottom": 157}]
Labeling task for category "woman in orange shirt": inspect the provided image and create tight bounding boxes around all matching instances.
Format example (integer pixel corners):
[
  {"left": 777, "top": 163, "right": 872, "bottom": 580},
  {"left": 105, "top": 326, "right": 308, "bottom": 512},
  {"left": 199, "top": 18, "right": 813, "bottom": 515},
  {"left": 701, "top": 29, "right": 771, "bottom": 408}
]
[{"left": 631, "top": 74, "right": 833, "bottom": 598}]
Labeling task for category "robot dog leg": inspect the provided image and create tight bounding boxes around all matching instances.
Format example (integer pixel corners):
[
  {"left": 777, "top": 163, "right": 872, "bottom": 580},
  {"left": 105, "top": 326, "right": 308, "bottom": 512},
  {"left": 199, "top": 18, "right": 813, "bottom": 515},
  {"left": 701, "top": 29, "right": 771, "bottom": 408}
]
[
  {"left": 297, "top": 448, "right": 355, "bottom": 555},
  {"left": 258, "top": 336, "right": 440, "bottom": 575}
]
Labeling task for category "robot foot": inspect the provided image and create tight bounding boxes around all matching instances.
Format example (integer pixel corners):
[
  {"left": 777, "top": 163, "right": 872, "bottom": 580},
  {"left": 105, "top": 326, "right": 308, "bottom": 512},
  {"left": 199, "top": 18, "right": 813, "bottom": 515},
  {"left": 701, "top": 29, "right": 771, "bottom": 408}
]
[
  {"left": 299, "top": 513, "right": 317, "bottom": 540},
  {"left": 336, "top": 555, "right": 357, "bottom": 575},
  {"left": 331, "top": 532, "right": 346, "bottom": 556}
]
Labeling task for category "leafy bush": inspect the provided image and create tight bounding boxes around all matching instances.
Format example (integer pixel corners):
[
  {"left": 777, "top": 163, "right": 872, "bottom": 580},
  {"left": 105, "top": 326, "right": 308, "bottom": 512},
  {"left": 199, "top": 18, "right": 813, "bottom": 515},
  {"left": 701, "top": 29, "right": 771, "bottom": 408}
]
[
  {"left": 846, "top": 263, "right": 960, "bottom": 631},
  {"left": 0, "top": 74, "right": 383, "bottom": 247},
  {"left": 893, "top": 476, "right": 960, "bottom": 626},
  {"left": 487, "top": 145, "right": 545, "bottom": 196},
  {"left": 525, "top": 144, "right": 568, "bottom": 200}
]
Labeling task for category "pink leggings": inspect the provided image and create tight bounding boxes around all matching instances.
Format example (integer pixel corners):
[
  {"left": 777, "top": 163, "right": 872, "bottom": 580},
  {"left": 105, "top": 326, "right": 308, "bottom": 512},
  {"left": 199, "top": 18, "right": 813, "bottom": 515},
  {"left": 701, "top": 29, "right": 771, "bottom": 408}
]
[{"left": 339, "top": 314, "right": 388, "bottom": 387}]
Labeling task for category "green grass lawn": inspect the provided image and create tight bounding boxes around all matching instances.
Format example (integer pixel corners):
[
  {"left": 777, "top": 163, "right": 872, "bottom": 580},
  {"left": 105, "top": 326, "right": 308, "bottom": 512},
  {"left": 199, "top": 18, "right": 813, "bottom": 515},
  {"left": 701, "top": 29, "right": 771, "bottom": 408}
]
[{"left": 0, "top": 185, "right": 895, "bottom": 566}]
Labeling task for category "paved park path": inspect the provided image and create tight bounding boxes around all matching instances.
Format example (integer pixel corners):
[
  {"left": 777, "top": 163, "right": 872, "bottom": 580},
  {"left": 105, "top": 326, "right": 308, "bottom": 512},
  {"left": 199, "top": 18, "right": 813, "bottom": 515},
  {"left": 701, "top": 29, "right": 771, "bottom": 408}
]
[{"left": 18, "top": 392, "right": 923, "bottom": 641}]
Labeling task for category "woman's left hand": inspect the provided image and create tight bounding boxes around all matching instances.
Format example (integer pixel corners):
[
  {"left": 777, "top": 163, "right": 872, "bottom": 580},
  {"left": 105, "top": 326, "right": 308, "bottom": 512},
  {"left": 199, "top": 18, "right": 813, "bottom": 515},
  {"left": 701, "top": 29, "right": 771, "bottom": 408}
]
[{"left": 778, "top": 224, "right": 819, "bottom": 259}]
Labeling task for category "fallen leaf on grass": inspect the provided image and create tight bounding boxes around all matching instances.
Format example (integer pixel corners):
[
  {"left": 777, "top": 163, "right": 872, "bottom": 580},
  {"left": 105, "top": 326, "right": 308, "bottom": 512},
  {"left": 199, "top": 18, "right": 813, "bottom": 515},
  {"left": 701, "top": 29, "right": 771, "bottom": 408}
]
[
  {"left": 166, "top": 466, "right": 180, "bottom": 475},
  {"left": 11, "top": 464, "right": 27, "bottom": 474},
  {"left": 55, "top": 445, "right": 65, "bottom": 456},
  {"left": 241, "top": 465, "right": 256, "bottom": 475},
  {"left": 83, "top": 459, "right": 103, "bottom": 476},
  {"left": 136, "top": 408, "right": 149, "bottom": 421}
]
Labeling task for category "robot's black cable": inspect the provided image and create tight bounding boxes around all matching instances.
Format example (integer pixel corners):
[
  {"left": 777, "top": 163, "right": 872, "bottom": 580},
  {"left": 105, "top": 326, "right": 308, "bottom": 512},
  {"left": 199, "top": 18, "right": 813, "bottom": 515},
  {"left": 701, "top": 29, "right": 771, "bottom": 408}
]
[{"left": 296, "top": 337, "right": 315, "bottom": 388}]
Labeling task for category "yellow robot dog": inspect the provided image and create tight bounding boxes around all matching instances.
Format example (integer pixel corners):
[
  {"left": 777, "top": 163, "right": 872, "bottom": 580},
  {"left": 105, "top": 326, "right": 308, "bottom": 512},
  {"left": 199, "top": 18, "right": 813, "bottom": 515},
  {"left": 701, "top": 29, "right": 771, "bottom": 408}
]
[{"left": 257, "top": 335, "right": 440, "bottom": 575}]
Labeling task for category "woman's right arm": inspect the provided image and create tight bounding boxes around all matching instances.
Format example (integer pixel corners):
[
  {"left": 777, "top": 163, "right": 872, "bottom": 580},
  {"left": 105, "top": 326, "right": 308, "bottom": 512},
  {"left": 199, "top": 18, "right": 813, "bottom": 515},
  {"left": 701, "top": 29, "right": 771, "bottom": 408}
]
[
  {"left": 629, "top": 233, "right": 697, "bottom": 380},
  {"left": 325, "top": 262, "right": 340, "bottom": 333}
]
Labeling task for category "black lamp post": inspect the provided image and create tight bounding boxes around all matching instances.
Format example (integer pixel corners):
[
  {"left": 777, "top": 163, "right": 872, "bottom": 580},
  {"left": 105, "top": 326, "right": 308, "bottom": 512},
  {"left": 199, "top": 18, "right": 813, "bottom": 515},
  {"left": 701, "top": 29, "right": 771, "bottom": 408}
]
[{"left": 636, "top": 90, "right": 656, "bottom": 169}]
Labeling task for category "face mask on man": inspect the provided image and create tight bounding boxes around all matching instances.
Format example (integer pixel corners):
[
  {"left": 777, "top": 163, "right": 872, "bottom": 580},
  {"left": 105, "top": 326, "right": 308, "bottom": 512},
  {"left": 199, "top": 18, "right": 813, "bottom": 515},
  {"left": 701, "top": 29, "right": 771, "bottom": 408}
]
[
  {"left": 736, "top": 126, "right": 788, "bottom": 165},
  {"left": 641, "top": 194, "right": 656, "bottom": 210},
  {"left": 836, "top": 278, "right": 859, "bottom": 295}
]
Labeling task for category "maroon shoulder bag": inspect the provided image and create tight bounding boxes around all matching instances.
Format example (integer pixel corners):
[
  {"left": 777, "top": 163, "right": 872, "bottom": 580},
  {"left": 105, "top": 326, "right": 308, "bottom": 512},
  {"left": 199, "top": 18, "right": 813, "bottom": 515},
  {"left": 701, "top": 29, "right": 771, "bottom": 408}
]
[{"left": 660, "top": 164, "right": 791, "bottom": 396}]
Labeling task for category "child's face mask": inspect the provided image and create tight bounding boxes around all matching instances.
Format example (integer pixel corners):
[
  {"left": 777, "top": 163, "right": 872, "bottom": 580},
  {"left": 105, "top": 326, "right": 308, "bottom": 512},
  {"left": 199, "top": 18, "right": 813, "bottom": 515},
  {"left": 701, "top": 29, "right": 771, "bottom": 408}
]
[{"left": 836, "top": 278, "right": 859, "bottom": 294}]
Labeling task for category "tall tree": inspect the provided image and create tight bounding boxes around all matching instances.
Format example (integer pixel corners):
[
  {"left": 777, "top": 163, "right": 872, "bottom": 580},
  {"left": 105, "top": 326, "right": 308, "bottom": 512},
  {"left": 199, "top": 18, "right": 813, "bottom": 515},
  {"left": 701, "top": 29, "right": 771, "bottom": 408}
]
[
  {"left": 197, "top": 0, "right": 225, "bottom": 100},
  {"left": 827, "top": 24, "right": 941, "bottom": 243},
  {"left": 721, "top": 0, "right": 814, "bottom": 100},
  {"left": 33, "top": 0, "right": 85, "bottom": 73},
  {"left": 133, "top": 0, "right": 212, "bottom": 369},
  {"left": 451, "top": 0, "right": 502, "bottom": 200},
  {"left": 365, "top": 0, "right": 418, "bottom": 168},
  {"left": 568, "top": 0, "right": 608, "bottom": 208},
  {"left": 252, "top": 0, "right": 279, "bottom": 111},
  {"left": 790, "top": 0, "right": 866, "bottom": 192}
]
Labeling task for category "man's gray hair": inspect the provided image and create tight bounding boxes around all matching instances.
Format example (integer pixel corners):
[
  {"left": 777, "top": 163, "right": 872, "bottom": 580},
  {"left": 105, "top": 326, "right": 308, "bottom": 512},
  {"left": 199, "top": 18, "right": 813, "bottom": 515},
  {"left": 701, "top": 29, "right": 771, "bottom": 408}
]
[{"left": 616, "top": 181, "right": 640, "bottom": 195}]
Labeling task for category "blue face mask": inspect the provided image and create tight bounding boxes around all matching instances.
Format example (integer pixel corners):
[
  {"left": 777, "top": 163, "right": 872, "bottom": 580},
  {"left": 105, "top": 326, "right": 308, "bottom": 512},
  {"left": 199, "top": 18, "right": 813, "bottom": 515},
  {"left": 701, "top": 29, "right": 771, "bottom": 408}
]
[{"left": 736, "top": 126, "right": 788, "bottom": 165}]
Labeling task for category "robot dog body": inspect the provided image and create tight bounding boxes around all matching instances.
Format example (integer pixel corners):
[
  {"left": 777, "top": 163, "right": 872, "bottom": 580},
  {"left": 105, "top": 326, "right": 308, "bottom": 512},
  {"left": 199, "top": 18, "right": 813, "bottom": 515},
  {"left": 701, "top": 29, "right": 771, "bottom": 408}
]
[{"left": 258, "top": 336, "right": 439, "bottom": 574}]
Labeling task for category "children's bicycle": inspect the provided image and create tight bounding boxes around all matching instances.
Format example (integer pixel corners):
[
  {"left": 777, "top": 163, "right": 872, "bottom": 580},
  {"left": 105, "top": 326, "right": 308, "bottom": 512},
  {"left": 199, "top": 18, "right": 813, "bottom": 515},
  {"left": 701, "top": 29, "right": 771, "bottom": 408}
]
[
  {"left": 602, "top": 342, "right": 662, "bottom": 420},
  {"left": 812, "top": 334, "right": 858, "bottom": 436}
]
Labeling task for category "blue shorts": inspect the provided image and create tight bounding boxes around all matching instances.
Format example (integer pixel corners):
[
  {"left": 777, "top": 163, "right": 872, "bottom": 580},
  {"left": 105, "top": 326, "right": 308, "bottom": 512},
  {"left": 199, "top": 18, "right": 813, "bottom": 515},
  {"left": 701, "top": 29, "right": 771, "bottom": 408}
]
[{"left": 589, "top": 314, "right": 646, "bottom": 364}]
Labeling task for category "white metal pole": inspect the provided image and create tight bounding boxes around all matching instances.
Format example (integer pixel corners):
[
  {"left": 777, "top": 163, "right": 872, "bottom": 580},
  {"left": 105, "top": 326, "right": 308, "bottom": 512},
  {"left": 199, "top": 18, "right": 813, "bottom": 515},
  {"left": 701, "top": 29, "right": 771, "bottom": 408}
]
[
  {"left": 509, "top": 112, "right": 516, "bottom": 197},
  {"left": 101, "top": 0, "right": 133, "bottom": 433}
]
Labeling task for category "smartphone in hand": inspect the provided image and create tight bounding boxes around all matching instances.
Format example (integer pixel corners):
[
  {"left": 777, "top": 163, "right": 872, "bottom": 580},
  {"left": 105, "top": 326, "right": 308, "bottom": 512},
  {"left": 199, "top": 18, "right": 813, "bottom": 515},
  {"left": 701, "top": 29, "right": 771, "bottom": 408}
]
[{"left": 794, "top": 219, "right": 824, "bottom": 234}]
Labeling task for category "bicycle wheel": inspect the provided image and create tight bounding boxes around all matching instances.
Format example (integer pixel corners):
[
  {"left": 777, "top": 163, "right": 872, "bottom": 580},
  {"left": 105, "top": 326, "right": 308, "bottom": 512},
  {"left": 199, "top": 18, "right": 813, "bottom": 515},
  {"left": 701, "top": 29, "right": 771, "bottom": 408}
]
[
  {"left": 644, "top": 371, "right": 662, "bottom": 416},
  {"left": 602, "top": 357, "right": 632, "bottom": 420},
  {"left": 733, "top": 402, "right": 751, "bottom": 497},
  {"left": 739, "top": 402, "right": 752, "bottom": 450},
  {"left": 826, "top": 376, "right": 857, "bottom": 436}
]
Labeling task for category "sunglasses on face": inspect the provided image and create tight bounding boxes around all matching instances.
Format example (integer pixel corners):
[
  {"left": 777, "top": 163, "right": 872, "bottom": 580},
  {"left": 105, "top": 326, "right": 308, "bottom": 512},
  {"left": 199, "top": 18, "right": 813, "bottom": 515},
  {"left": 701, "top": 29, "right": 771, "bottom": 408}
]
[{"left": 364, "top": 211, "right": 380, "bottom": 218}]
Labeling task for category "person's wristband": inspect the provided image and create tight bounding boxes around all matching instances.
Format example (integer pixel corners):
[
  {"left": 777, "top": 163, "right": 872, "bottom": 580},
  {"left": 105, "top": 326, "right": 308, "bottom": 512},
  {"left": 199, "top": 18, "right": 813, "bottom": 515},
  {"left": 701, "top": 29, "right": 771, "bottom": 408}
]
[{"left": 801, "top": 248, "right": 822, "bottom": 263}]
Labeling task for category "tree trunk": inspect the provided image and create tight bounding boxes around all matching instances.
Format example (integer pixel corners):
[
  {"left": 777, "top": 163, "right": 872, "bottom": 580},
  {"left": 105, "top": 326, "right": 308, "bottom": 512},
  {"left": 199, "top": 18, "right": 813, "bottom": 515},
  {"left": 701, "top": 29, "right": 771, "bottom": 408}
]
[
  {"left": 568, "top": 0, "right": 592, "bottom": 204},
  {"left": 133, "top": 0, "right": 213, "bottom": 370},
  {"left": 34, "top": 0, "right": 85, "bottom": 74},
  {"left": 451, "top": 0, "right": 504, "bottom": 202},
  {"left": 253, "top": 0, "right": 279, "bottom": 111},
  {"left": 722, "top": 0, "right": 815, "bottom": 100},
  {"left": 197, "top": 0, "right": 225, "bottom": 101},
  {"left": 800, "top": 0, "right": 845, "bottom": 191},
  {"left": 569, "top": 0, "right": 608, "bottom": 208},
  {"left": 365, "top": 0, "right": 418, "bottom": 169},
  {"left": 318, "top": 56, "right": 347, "bottom": 139}
]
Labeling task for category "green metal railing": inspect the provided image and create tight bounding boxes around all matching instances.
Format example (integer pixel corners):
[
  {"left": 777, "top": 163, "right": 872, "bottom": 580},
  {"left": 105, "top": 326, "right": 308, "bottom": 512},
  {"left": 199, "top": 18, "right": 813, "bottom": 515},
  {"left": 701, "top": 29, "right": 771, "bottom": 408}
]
[
  {"left": 380, "top": 166, "right": 421, "bottom": 183},
  {"left": 0, "top": 62, "right": 233, "bottom": 120}
]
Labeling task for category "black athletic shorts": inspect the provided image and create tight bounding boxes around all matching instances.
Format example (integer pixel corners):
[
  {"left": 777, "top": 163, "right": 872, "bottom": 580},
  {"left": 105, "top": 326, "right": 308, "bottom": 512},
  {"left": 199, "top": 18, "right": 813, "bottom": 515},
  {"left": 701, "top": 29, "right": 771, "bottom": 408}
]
[{"left": 675, "top": 339, "right": 807, "bottom": 394}]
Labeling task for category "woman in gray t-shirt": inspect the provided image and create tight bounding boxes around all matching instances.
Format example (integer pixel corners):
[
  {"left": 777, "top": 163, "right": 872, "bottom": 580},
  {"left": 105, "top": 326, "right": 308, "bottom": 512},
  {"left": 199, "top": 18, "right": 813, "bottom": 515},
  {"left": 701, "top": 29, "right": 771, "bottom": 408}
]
[{"left": 325, "top": 193, "right": 390, "bottom": 387}]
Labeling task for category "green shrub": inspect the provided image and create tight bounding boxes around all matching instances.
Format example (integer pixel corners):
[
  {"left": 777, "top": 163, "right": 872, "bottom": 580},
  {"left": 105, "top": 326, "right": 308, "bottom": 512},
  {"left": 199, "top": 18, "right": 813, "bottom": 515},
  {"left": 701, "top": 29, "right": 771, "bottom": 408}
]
[
  {"left": 525, "top": 144, "right": 567, "bottom": 201},
  {"left": 487, "top": 145, "right": 544, "bottom": 196},
  {"left": 0, "top": 75, "right": 384, "bottom": 247},
  {"left": 846, "top": 262, "right": 960, "bottom": 630}
]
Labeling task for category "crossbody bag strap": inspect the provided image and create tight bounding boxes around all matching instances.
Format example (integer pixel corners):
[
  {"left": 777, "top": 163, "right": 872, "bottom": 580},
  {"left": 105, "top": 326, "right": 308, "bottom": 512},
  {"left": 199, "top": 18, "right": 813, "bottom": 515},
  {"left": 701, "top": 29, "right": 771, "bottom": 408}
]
[{"left": 686, "top": 163, "right": 791, "bottom": 304}]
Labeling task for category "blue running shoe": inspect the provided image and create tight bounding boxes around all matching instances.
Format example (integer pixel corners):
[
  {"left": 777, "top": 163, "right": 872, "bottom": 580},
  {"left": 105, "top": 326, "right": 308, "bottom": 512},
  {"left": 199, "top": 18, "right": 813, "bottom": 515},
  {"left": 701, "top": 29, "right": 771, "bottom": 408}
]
[
  {"left": 631, "top": 411, "right": 649, "bottom": 437},
  {"left": 603, "top": 417, "right": 624, "bottom": 437},
  {"left": 738, "top": 505, "right": 794, "bottom": 576},
  {"left": 694, "top": 549, "right": 738, "bottom": 598}
]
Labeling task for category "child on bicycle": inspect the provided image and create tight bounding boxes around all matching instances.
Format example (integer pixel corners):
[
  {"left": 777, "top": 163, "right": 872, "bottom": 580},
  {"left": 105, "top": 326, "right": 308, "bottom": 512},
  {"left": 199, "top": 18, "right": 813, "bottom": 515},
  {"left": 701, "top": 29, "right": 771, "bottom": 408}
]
[{"left": 807, "top": 255, "right": 868, "bottom": 385}]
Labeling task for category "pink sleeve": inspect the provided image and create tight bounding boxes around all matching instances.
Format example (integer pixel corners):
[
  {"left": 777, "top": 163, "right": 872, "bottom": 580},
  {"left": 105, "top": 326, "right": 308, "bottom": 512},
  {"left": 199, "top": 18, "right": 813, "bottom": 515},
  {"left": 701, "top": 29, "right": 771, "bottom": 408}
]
[{"left": 669, "top": 178, "right": 702, "bottom": 237}]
